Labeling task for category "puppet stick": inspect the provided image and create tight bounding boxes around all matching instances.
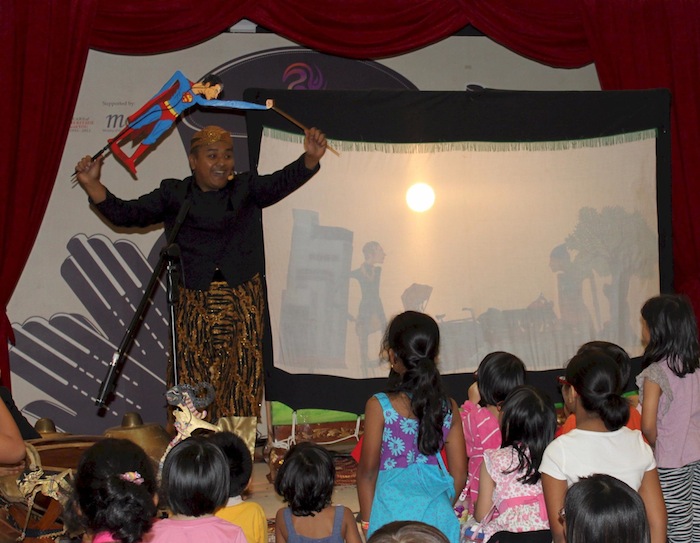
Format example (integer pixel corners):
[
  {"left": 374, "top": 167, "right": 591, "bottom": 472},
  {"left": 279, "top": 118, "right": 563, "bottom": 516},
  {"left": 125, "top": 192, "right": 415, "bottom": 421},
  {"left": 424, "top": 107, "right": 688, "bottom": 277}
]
[
  {"left": 70, "top": 147, "right": 108, "bottom": 188},
  {"left": 74, "top": 102, "right": 335, "bottom": 186},
  {"left": 271, "top": 105, "right": 339, "bottom": 157},
  {"left": 70, "top": 122, "right": 132, "bottom": 185}
]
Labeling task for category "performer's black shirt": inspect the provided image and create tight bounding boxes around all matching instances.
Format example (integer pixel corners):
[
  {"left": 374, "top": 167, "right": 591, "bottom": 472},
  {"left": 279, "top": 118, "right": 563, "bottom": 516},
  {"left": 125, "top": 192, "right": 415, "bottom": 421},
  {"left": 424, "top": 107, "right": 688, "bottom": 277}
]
[{"left": 93, "top": 155, "right": 319, "bottom": 290}]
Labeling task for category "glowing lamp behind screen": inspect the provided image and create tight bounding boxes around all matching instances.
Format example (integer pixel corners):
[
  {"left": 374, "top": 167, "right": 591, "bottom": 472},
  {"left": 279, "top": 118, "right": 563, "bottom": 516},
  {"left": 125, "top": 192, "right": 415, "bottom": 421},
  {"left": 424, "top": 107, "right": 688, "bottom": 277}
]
[{"left": 406, "top": 183, "right": 435, "bottom": 212}]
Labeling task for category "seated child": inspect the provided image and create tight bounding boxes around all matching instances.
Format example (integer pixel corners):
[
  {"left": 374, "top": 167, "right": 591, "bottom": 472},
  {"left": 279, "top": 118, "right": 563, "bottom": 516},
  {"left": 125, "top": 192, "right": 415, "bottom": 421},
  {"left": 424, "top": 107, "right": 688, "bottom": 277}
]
[
  {"left": 275, "top": 442, "right": 361, "bottom": 543},
  {"left": 461, "top": 352, "right": 526, "bottom": 513},
  {"left": 209, "top": 431, "right": 268, "bottom": 543},
  {"left": 145, "top": 437, "right": 247, "bottom": 543},
  {"left": 63, "top": 438, "right": 158, "bottom": 543},
  {"left": 564, "top": 474, "right": 650, "bottom": 543}
]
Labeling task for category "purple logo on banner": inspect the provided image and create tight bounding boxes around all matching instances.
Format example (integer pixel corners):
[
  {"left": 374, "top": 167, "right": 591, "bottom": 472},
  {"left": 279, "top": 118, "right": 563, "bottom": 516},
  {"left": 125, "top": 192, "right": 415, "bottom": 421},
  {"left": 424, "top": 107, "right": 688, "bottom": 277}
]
[{"left": 177, "top": 46, "right": 417, "bottom": 170}]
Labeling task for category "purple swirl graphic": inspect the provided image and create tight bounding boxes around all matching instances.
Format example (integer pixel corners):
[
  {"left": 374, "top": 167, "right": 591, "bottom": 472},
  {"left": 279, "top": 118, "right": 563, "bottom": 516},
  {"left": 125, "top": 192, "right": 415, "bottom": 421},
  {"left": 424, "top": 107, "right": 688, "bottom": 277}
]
[{"left": 283, "top": 63, "right": 326, "bottom": 90}]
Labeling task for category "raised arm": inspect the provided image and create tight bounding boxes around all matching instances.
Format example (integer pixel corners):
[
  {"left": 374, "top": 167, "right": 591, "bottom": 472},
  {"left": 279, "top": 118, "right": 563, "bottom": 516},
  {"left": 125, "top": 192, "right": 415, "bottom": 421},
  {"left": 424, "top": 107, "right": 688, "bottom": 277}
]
[
  {"left": 250, "top": 128, "right": 327, "bottom": 208},
  {"left": 75, "top": 153, "right": 170, "bottom": 228},
  {"left": 75, "top": 154, "right": 108, "bottom": 204},
  {"left": 467, "top": 381, "right": 481, "bottom": 406},
  {"left": 303, "top": 128, "right": 327, "bottom": 170}
]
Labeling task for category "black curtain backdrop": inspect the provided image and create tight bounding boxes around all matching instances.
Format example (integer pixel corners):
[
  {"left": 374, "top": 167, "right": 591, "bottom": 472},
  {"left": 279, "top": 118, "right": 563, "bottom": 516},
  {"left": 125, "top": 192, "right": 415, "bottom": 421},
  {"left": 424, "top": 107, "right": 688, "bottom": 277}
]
[{"left": 244, "top": 88, "right": 671, "bottom": 413}]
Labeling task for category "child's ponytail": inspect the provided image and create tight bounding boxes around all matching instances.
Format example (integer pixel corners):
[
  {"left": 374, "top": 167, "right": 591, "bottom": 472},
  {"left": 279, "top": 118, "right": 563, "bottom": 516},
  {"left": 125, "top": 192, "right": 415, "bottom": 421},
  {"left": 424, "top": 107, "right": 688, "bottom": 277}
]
[{"left": 384, "top": 311, "right": 449, "bottom": 456}]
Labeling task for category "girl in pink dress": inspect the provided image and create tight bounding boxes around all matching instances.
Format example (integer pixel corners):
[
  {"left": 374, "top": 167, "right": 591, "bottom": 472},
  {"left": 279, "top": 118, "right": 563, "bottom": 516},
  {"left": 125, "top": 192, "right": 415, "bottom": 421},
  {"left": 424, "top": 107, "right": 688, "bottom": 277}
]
[
  {"left": 145, "top": 437, "right": 247, "bottom": 543},
  {"left": 460, "top": 352, "right": 526, "bottom": 514},
  {"left": 473, "top": 385, "right": 556, "bottom": 542}
]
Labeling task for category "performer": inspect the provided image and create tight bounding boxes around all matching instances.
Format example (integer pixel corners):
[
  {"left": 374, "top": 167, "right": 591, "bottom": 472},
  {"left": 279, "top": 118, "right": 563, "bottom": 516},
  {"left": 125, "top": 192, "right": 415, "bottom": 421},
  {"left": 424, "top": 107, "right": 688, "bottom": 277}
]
[
  {"left": 108, "top": 71, "right": 269, "bottom": 176},
  {"left": 75, "top": 125, "right": 327, "bottom": 453}
]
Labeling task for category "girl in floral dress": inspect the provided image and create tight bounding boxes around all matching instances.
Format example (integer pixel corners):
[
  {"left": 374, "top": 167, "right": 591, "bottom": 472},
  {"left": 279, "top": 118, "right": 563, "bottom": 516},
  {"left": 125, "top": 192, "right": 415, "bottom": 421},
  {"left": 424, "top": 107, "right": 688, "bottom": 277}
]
[
  {"left": 357, "top": 311, "right": 467, "bottom": 543},
  {"left": 474, "top": 386, "right": 556, "bottom": 542}
]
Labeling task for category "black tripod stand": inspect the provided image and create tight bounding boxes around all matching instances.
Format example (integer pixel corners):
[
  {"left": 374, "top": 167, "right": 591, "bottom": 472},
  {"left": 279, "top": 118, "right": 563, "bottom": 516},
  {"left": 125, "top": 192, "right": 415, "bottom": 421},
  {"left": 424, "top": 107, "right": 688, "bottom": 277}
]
[{"left": 95, "top": 200, "right": 191, "bottom": 409}]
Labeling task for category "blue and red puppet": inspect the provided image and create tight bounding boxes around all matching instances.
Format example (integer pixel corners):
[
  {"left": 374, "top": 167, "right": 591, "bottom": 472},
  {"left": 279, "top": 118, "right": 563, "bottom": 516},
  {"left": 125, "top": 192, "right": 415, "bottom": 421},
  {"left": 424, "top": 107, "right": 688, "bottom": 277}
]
[{"left": 102, "top": 71, "right": 271, "bottom": 176}]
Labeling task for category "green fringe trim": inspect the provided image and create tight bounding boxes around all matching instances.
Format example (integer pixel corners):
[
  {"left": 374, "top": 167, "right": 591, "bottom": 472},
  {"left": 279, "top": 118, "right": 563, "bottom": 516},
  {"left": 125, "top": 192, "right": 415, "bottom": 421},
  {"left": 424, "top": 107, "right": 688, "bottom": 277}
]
[{"left": 262, "top": 126, "right": 657, "bottom": 154}]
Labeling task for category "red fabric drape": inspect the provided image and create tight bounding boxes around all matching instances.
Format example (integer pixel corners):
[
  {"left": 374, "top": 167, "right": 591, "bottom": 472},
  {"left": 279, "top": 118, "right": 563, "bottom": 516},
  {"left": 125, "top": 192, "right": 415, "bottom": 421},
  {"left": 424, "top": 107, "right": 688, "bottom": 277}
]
[
  {"left": 3, "top": 0, "right": 700, "bottom": 388},
  {"left": 90, "top": 0, "right": 254, "bottom": 54},
  {"left": 248, "top": 0, "right": 472, "bottom": 59},
  {"left": 464, "top": 0, "right": 592, "bottom": 67},
  {"left": 90, "top": 0, "right": 472, "bottom": 59},
  {"left": 579, "top": 0, "right": 700, "bottom": 319},
  {"left": 0, "top": 0, "right": 97, "bottom": 388}
]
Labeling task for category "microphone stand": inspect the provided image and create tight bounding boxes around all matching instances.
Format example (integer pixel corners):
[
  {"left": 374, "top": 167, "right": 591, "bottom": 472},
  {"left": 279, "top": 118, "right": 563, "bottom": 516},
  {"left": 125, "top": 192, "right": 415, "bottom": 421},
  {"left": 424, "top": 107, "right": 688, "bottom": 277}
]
[
  {"left": 95, "top": 199, "right": 191, "bottom": 409},
  {"left": 164, "top": 243, "right": 181, "bottom": 388}
]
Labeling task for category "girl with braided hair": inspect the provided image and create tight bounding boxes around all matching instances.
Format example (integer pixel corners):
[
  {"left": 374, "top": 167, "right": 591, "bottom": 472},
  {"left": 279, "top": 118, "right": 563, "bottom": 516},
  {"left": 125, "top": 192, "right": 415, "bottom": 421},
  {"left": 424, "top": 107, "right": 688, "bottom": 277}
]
[{"left": 356, "top": 311, "right": 467, "bottom": 543}]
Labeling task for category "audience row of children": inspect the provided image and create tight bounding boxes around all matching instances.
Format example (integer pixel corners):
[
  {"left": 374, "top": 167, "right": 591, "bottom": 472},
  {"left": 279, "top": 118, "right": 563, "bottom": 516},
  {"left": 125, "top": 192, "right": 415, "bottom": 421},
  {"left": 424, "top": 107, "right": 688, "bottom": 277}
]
[
  {"left": 65, "top": 432, "right": 260, "bottom": 543},
  {"left": 367, "top": 476, "right": 653, "bottom": 543},
  {"left": 57, "top": 292, "right": 700, "bottom": 543},
  {"left": 66, "top": 430, "right": 362, "bottom": 543},
  {"left": 357, "top": 294, "right": 700, "bottom": 543},
  {"left": 66, "top": 431, "right": 652, "bottom": 543}
]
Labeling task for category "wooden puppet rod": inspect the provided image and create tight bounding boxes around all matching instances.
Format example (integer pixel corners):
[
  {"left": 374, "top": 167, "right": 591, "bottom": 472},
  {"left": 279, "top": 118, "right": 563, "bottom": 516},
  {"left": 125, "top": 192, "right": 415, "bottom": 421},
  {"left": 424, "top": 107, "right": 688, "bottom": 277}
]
[{"left": 271, "top": 105, "right": 340, "bottom": 157}]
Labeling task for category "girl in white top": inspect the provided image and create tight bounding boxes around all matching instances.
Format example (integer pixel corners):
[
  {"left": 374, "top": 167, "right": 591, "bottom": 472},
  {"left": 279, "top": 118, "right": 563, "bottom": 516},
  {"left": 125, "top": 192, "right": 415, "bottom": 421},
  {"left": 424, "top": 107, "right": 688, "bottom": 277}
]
[{"left": 540, "top": 351, "right": 667, "bottom": 543}]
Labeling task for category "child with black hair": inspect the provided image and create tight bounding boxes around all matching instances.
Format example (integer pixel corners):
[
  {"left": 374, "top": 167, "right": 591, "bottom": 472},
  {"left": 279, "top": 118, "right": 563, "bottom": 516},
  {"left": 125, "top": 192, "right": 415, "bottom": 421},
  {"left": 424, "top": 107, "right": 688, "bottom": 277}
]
[
  {"left": 145, "top": 437, "right": 246, "bottom": 543},
  {"left": 64, "top": 438, "right": 158, "bottom": 543},
  {"left": 357, "top": 311, "right": 467, "bottom": 543},
  {"left": 637, "top": 294, "right": 700, "bottom": 542},
  {"left": 460, "top": 351, "right": 526, "bottom": 514},
  {"left": 557, "top": 341, "right": 643, "bottom": 436},
  {"left": 274, "top": 442, "right": 361, "bottom": 543},
  {"left": 564, "top": 474, "right": 651, "bottom": 543},
  {"left": 540, "top": 351, "right": 666, "bottom": 543},
  {"left": 209, "top": 431, "right": 267, "bottom": 543},
  {"left": 473, "top": 385, "right": 555, "bottom": 541}
]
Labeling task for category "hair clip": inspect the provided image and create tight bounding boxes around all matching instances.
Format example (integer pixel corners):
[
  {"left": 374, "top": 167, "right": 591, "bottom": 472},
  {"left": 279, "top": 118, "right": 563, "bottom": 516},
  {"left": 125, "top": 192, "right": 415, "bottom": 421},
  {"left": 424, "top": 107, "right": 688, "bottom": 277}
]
[{"left": 119, "top": 471, "right": 144, "bottom": 485}]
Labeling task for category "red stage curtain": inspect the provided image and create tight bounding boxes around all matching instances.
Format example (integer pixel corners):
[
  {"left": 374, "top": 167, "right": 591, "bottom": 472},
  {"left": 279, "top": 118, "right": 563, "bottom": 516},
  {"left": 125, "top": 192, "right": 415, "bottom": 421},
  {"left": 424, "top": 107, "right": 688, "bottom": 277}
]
[
  {"left": 89, "top": 0, "right": 253, "bottom": 54},
  {"left": 463, "top": 0, "right": 592, "bottom": 67},
  {"left": 0, "top": 0, "right": 98, "bottom": 388},
  {"left": 3, "top": 0, "right": 700, "bottom": 387},
  {"left": 579, "top": 0, "right": 700, "bottom": 317}
]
